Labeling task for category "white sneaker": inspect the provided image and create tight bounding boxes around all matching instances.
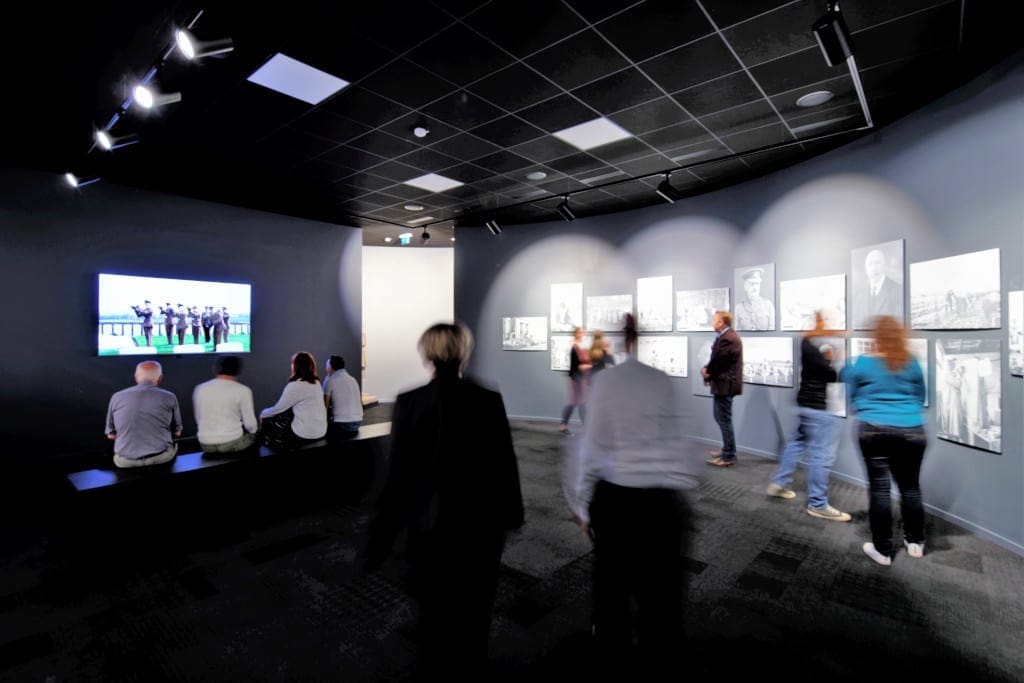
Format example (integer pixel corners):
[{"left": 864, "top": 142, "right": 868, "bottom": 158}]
[
  {"left": 904, "top": 540, "right": 924, "bottom": 558},
  {"left": 863, "top": 542, "right": 892, "bottom": 566},
  {"left": 806, "top": 505, "right": 851, "bottom": 522},
  {"left": 766, "top": 483, "right": 796, "bottom": 499}
]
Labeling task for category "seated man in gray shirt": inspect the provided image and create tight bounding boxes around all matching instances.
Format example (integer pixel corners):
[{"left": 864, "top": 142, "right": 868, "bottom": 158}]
[
  {"left": 105, "top": 360, "right": 182, "bottom": 468},
  {"left": 323, "top": 355, "right": 363, "bottom": 441},
  {"left": 193, "top": 355, "right": 259, "bottom": 454}
]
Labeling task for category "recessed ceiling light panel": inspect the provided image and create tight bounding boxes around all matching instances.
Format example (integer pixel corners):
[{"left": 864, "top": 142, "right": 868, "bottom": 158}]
[
  {"left": 796, "top": 90, "right": 834, "bottom": 108},
  {"left": 404, "top": 204, "right": 424, "bottom": 211},
  {"left": 553, "top": 117, "right": 632, "bottom": 151},
  {"left": 404, "top": 173, "right": 464, "bottom": 193},
  {"left": 247, "top": 53, "right": 349, "bottom": 105}
]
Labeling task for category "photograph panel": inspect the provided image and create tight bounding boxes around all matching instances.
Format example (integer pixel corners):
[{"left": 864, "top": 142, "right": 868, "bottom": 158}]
[
  {"left": 586, "top": 294, "right": 633, "bottom": 332},
  {"left": 676, "top": 288, "right": 729, "bottom": 332},
  {"left": 551, "top": 282, "right": 584, "bottom": 333},
  {"left": 638, "top": 336, "right": 688, "bottom": 377},
  {"left": 693, "top": 336, "right": 714, "bottom": 397},
  {"left": 637, "top": 276, "right": 673, "bottom": 332},
  {"left": 779, "top": 274, "right": 846, "bottom": 331},
  {"left": 851, "top": 239, "right": 904, "bottom": 329},
  {"left": 743, "top": 336, "right": 794, "bottom": 387},
  {"left": 734, "top": 263, "right": 776, "bottom": 331},
  {"left": 910, "top": 249, "right": 1001, "bottom": 329},
  {"left": 502, "top": 317, "right": 548, "bottom": 351},
  {"left": 935, "top": 339, "right": 1001, "bottom": 453},
  {"left": 1010, "top": 290, "right": 1023, "bottom": 376}
]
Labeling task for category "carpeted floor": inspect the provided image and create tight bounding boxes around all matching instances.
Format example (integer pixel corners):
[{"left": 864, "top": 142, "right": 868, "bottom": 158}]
[{"left": 1, "top": 406, "right": 1022, "bottom": 681}]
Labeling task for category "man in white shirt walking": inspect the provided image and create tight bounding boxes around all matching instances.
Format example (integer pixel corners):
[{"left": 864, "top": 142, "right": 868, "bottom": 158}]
[
  {"left": 323, "top": 355, "right": 363, "bottom": 441},
  {"left": 193, "top": 355, "right": 258, "bottom": 454}
]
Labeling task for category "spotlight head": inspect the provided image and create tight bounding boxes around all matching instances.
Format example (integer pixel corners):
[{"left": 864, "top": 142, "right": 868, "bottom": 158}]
[
  {"left": 133, "top": 84, "right": 181, "bottom": 110},
  {"left": 485, "top": 219, "right": 502, "bottom": 236},
  {"left": 95, "top": 130, "right": 112, "bottom": 151},
  {"left": 64, "top": 172, "right": 101, "bottom": 189},
  {"left": 175, "top": 28, "right": 234, "bottom": 60},
  {"left": 555, "top": 197, "right": 575, "bottom": 222},
  {"left": 176, "top": 29, "right": 196, "bottom": 59},
  {"left": 655, "top": 174, "right": 684, "bottom": 203},
  {"left": 421, "top": 228, "right": 431, "bottom": 242},
  {"left": 812, "top": 8, "right": 854, "bottom": 67}
]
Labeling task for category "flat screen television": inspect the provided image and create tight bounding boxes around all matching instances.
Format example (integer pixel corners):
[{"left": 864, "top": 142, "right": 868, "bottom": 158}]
[{"left": 98, "top": 274, "right": 252, "bottom": 356}]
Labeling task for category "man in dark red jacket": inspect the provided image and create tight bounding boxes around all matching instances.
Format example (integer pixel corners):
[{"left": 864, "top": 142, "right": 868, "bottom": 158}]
[{"left": 702, "top": 310, "right": 743, "bottom": 466}]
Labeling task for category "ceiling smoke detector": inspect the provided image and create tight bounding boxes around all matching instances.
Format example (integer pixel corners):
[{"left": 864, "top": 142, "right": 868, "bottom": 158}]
[{"left": 796, "top": 90, "right": 834, "bottom": 107}]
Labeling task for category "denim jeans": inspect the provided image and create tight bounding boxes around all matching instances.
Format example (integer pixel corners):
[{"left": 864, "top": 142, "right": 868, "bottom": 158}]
[
  {"left": 772, "top": 407, "right": 841, "bottom": 509},
  {"left": 858, "top": 422, "right": 927, "bottom": 555},
  {"left": 712, "top": 395, "right": 735, "bottom": 460}
]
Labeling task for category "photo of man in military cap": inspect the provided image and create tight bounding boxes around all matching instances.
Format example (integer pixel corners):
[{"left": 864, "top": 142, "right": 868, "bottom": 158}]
[{"left": 734, "top": 263, "right": 777, "bottom": 331}]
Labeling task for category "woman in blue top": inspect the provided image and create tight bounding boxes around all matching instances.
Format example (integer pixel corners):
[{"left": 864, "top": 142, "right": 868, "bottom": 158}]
[{"left": 845, "top": 316, "right": 927, "bottom": 566}]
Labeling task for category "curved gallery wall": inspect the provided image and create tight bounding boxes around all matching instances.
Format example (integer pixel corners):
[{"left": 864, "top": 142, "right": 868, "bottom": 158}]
[{"left": 455, "top": 54, "right": 1024, "bottom": 553}]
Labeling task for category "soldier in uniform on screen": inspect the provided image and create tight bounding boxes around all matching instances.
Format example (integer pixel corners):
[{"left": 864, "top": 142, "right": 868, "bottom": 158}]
[
  {"left": 189, "top": 306, "right": 202, "bottom": 344},
  {"left": 209, "top": 307, "right": 223, "bottom": 349},
  {"left": 201, "top": 306, "right": 213, "bottom": 343},
  {"left": 131, "top": 300, "right": 154, "bottom": 347},
  {"left": 159, "top": 303, "right": 176, "bottom": 345},
  {"left": 221, "top": 307, "right": 231, "bottom": 342},
  {"left": 175, "top": 305, "right": 188, "bottom": 345},
  {"left": 735, "top": 268, "right": 775, "bottom": 330}
]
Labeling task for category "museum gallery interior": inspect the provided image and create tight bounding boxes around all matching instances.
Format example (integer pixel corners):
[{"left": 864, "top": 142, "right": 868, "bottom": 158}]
[{"left": 1, "top": 1, "right": 1022, "bottom": 679}]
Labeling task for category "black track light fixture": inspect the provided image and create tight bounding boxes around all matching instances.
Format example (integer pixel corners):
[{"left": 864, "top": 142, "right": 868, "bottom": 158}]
[
  {"left": 812, "top": 1, "right": 853, "bottom": 67},
  {"left": 655, "top": 173, "right": 684, "bottom": 203},
  {"left": 485, "top": 219, "right": 502, "bottom": 236},
  {"left": 421, "top": 227, "right": 431, "bottom": 242},
  {"left": 555, "top": 196, "right": 575, "bottom": 222}
]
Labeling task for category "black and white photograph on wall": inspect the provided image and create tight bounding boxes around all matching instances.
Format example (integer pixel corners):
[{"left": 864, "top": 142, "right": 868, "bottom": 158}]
[
  {"left": 550, "top": 282, "right": 583, "bottom": 333},
  {"left": 779, "top": 274, "right": 847, "bottom": 331},
  {"left": 602, "top": 335, "right": 628, "bottom": 366},
  {"left": 550, "top": 334, "right": 591, "bottom": 372},
  {"left": 501, "top": 317, "right": 547, "bottom": 351},
  {"left": 734, "top": 263, "right": 776, "bottom": 331},
  {"left": 852, "top": 337, "right": 929, "bottom": 406},
  {"left": 676, "top": 288, "right": 730, "bottom": 331},
  {"left": 935, "top": 339, "right": 1001, "bottom": 453},
  {"left": 814, "top": 337, "right": 847, "bottom": 417},
  {"left": 1010, "top": 290, "right": 1023, "bottom": 376},
  {"left": 851, "top": 239, "right": 905, "bottom": 329},
  {"left": 693, "top": 337, "right": 714, "bottom": 397},
  {"left": 743, "top": 337, "right": 793, "bottom": 387},
  {"left": 636, "top": 276, "right": 673, "bottom": 332},
  {"left": 637, "top": 336, "right": 688, "bottom": 377},
  {"left": 586, "top": 294, "right": 633, "bottom": 332},
  {"left": 910, "top": 248, "right": 1001, "bottom": 329}
]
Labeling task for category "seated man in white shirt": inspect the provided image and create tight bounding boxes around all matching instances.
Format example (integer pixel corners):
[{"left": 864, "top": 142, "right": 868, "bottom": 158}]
[
  {"left": 323, "top": 355, "right": 363, "bottom": 442},
  {"left": 193, "top": 355, "right": 259, "bottom": 454}
]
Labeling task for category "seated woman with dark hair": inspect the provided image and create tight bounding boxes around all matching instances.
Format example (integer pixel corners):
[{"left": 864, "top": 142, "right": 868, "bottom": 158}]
[{"left": 260, "top": 351, "right": 328, "bottom": 449}]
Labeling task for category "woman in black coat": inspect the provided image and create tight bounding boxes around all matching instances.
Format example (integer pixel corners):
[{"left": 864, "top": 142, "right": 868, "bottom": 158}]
[{"left": 364, "top": 322, "right": 525, "bottom": 676}]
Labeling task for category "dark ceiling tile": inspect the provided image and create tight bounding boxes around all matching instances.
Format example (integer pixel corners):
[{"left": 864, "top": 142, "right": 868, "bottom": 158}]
[
  {"left": 445, "top": 184, "right": 482, "bottom": 200},
  {"left": 368, "top": 207, "right": 418, "bottom": 222},
  {"left": 672, "top": 71, "right": 763, "bottom": 117},
  {"left": 375, "top": 183, "right": 433, "bottom": 200},
  {"left": 468, "top": 63, "right": 561, "bottom": 112},
  {"left": 473, "top": 175, "right": 532, "bottom": 195},
  {"left": 344, "top": 4, "right": 453, "bottom": 53},
  {"left": 615, "top": 154, "right": 675, "bottom": 177},
  {"left": 231, "top": 85, "right": 312, "bottom": 127},
  {"left": 597, "top": 0, "right": 714, "bottom": 62},
  {"left": 748, "top": 46, "right": 843, "bottom": 95},
  {"left": 356, "top": 191, "right": 405, "bottom": 208},
  {"left": 564, "top": 0, "right": 638, "bottom": 23},
  {"left": 538, "top": 177, "right": 589, "bottom": 195},
  {"left": 699, "top": 99, "right": 780, "bottom": 137},
  {"left": 789, "top": 107, "right": 864, "bottom": 137},
  {"left": 394, "top": 147, "right": 462, "bottom": 173},
  {"left": 609, "top": 97, "right": 691, "bottom": 135},
  {"left": 526, "top": 30, "right": 629, "bottom": 91},
  {"left": 283, "top": 17, "right": 395, "bottom": 82},
  {"left": 603, "top": 178, "right": 659, "bottom": 197},
  {"left": 471, "top": 151, "right": 534, "bottom": 173},
  {"left": 770, "top": 75, "right": 855, "bottom": 119},
  {"left": 688, "top": 157, "right": 748, "bottom": 181},
  {"left": 360, "top": 59, "right": 457, "bottom": 109},
  {"left": 323, "top": 86, "right": 413, "bottom": 128},
  {"left": 721, "top": 122, "right": 791, "bottom": 153},
  {"left": 510, "top": 136, "right": 580, "bottom": 163},
  {"left": 429, "top": 0, "right": 491, "bottom": 17},
  {"left": 320, "top": 145, "right": 388, "bottom": 171},
  {"left": 517, "top": 95, "right": 597, "bottom": 133},
  {"left": 408, "top": 23, "right": 514, "bottom": 86},
  {"left": 289, "top": 110, "right": 371, "bottom": 145},
  {"left": 363, "top": 160, "right": 425, "bottom": 182},
  {"left": 440, "top": 163, "right": 493, "bottom": 184},
  {"left": 347, "top": 131, "right": 420, "bottom": 158},
  {"left": 340, "top": 172, "right": 394, "bottom": 191},
  {"left": 664, "top": 139, "right": 730, "bottom": 165},
  {"left": 294, "top": 159, "right": 350, "bottom": 184},
  {"left": 427, "top": 132, "right": 501, "bottom": 162},
  {"left": 423, "top": 90, "right": 505, "bottom": 129},
  {"left": 465, "top": 0, "right": 587, "bottom": 58},
  {"left": 574, "top": 166, "right": 626, "bottom": 183},
  {"left": 721, "top": 1, "right": 821, "bottom": 67},
  {"left": 259, "top": 128, "right": 335, "bottom": 166},
  {"left": 573, "top": 68, "right": 662, "bottom": 114},
  {"left": 845, "top": 0, "right": 958, "bottom": 32},
  {"left": 852, "top": 2, "right": 960, "bottom": 71},
  {"left": 588, "top": 137, "right": 653, "bottom": 164},
  {"left": 470, "top": 116, "right": 547, "bottom": 147},
  {"left": 640, "top": 34, "right": 739, "bottom": 93},
  {"left": 378, "top": 112, "right": 461, "bottom": 147},
  {"left": 699, "top": 0, "right": 793, "bottom": 29},
  {"left": 546, "top": 152, "right": 609, "bottom": 176}
]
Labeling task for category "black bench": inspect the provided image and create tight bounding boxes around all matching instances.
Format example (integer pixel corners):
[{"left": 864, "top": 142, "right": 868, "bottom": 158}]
[{"left": 67, "top": 421, "right": 392, "bottom": 493}]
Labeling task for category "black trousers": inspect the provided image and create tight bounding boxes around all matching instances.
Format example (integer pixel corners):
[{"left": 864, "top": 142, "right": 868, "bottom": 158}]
[
  {"left": 858, "top": 422, "right": 927, "bottom": 555},
  {"left": 164, "top": 323, "right": 174, "bottom": 344},
  {"left": 589, "top": 480, "right": 689, "bottom": 673},
  {"left": 203, "top": 325, "right": 211, "bottom": 343}
]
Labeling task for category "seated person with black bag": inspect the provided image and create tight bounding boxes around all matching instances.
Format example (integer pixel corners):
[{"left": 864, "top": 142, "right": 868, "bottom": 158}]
[{"left": 260, "top": 351, "right": 327, "bottom": 450}]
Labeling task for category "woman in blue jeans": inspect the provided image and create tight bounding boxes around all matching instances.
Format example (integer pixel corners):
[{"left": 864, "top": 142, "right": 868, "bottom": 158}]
[
  {"left": 767, "top": 312, "right": 850, "bottom": 521},
  {"left": 845, "top": 316, "right": 927, "bottom": 566}
]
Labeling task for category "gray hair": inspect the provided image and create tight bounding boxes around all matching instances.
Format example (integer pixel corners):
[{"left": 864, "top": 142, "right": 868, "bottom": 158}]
[
  {"left": 418, "top": 322, "right": 474, "bottom": 372},
  {"left": 135, "top": 360, "right": 163, "bottom": 383}
]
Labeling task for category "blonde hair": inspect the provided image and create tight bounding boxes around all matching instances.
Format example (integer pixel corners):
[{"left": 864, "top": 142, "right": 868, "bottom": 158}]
[
  {"left": 419, "top": 322, "right": 474, "bottom": 371},
  {"left": 873, "top": 315, "right": 911, "bottom": 372},
  {"left": 590, "top": 330, "right": 605, "bottom": 362},
  {"left": 715, "top": 310, "right": 733, "bottom": 327}
]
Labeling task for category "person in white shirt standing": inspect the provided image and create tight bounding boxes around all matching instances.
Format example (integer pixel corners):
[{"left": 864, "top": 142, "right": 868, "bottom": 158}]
[
  {"left": 324, "top": 355, "right": 363, "bottom": 441},
  {"left": 193, "top": 355, "right": 258, "bottom": 454}
]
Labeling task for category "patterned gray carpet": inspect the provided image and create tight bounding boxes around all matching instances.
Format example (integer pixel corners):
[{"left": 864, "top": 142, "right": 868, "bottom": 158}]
[{"left": 0, "top": 409, "right": 1021, "bottom": 681}]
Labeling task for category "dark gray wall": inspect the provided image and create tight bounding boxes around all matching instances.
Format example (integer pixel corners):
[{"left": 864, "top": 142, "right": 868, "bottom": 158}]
[
  {"left": 0, "top": 170, "right": 362, "bottom": 464},
  {"left": 456, "top": 55, "right": 1024, "bottom": 553}
]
